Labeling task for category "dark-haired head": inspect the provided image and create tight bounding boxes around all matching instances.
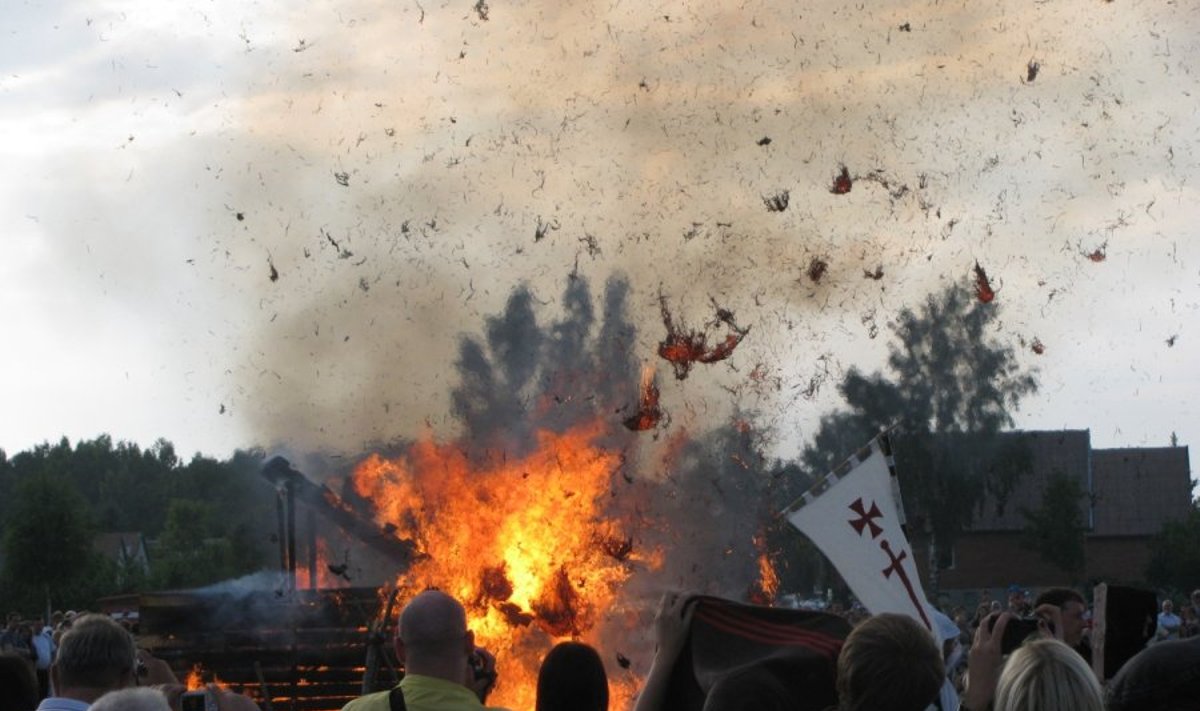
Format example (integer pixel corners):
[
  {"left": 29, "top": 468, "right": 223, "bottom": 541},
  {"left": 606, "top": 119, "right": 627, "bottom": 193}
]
[
  {"left": 536, "top": 641, "right": 608, "bottom": 711},
  {"left": 836, "top": 613, "right": 943, "bottom": 711},
  {"left": 0, "top": 652, "right": 39, "bottom": 711}
]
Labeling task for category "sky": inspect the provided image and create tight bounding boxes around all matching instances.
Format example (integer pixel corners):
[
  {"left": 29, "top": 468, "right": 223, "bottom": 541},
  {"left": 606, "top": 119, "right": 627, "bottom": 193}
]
[{"left": 2, "top": 0, "right": 1198, "bottom": 487}]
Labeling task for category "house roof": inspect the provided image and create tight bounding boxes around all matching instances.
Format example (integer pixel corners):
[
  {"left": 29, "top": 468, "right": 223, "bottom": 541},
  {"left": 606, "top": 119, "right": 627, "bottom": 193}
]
[
  {"left": 968, "top": 430, "right": 1092, "bottom": 532},
  {"left": 1091, "top": 446, "right": 1192, "bottom": 536},
  {"left": 93, "top": 532, "right": 147, "bottom": 561}
]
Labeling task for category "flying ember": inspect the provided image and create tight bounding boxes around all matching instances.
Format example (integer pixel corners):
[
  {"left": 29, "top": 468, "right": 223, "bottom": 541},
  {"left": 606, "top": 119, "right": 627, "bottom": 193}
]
[
  {"left": 657, "top": 296, "right": 750, "bottom": 380},
  {"left": 973, "top": 261, "right": 996, "bottom": 303}
]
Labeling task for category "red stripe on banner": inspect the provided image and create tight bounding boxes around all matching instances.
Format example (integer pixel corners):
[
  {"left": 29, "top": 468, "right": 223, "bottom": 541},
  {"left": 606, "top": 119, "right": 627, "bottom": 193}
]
[
  {"left": 694, "top": 605, "right": 844, "bottom": 656},
  {"left": 695, "top": 612, "right": 843, "bottom": 656}
]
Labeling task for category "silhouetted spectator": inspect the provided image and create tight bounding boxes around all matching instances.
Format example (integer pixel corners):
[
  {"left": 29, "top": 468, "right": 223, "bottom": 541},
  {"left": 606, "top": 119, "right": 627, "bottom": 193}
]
[
  {"left": 701, "top": 662, "right": 796, "bottom": 711},
  {"left": 1105, "top": 635, "right": 1200, "bottom": 711},
  {"left": 835, "top": 613, "right": 944, "bottom": 711},
  {"left": 342, "top": 589, "right": 507, "bottom": 711},
  {"left": 536, "top": 641, "right": 608, "bottom": 711},
  {"left": 0, "top": 651, "right": 40, "bottom": 711}
]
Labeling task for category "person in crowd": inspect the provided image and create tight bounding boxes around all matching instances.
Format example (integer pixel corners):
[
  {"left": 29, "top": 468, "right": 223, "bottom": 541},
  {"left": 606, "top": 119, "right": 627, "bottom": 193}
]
[
  {"left": 1033, "top": 587, "right": 1090, "bottom": 662},
  {"left": 341, "top": 589, "right": 506, "bottom": 711},
  {"left": 700, "top": 661, "right": 802, "bottom": 711},
  {"left": 88, "top": 688, "right": 171, "bottom": 711},
  {"left": 633, "top": 591, "right": 695, "bottom": 711},
  {"left": 1105, "top": 633, "right": 1200, "bottom": 711},
  {"left": 32, "top": 618, "right": 56, "bottom": 699},
  {"left": 1, "top": 612, "right": 22, "bottom": 647},
  {"left": 2, "top": 615, "right": 37, "bottom": 665},
  {"left": 1006, "top": 586, "right": 1031, "bottom": 616},
  {"left": 960, "top": 611, "right": 1102, "bottom": 711},
  {"left": 0, "top": 651, "right": 40, "bottom": 711},
  {"left": 835, "top": 613, "right": 944, "bottom": 711},
  {"left": 992, "top": 638, "right": 1103, "bottom": 711},
  {"left": 535, "top": 641, "right": 608, "bottom": 711},
  {"left": 1156, "top": 598, "right": 1182, "bottom": 641},
  {"left": 37, "top": 613, "right": 139, "bottom": 711},
  {"left": 1179, "top": 603, "right": 1199, "bottom": 639},
  {"left": 928, "top": 609, "right": 964, "bottom": 711}
]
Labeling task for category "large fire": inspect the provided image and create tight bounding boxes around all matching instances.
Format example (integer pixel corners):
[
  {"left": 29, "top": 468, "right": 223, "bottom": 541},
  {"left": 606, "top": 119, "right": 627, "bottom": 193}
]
[{"left": 347, "top": 421, "right": 657, "bottom": 710}]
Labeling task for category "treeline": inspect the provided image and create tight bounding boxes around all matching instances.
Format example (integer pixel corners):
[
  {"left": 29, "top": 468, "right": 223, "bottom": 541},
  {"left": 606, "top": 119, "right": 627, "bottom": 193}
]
[{"left": 0, "top": 436, "right": 278, "bottom": 613}]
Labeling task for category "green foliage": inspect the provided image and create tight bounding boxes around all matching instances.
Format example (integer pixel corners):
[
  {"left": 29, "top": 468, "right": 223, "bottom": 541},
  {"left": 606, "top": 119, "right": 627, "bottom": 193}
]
[
  {"left": 1146, "top": 507, "right": 1200, "bottom": 593},
  {"left": 0, "top": 437, "right": 275, "bottom": 611},
  {"left": 0, "top": 474, "right": 104, "bottom": 610},
  {"left": 1021, "top": 471, "right": 1087, "bottom": 577},
  {"left": 798, "top": 283, "right": 1038, "bottom": 567},
  {"left": 150, "top": 499, "right": 237, "bottom": 589},
  {"left": 449, "top": 276, "right": 637, "bottom": 456}
]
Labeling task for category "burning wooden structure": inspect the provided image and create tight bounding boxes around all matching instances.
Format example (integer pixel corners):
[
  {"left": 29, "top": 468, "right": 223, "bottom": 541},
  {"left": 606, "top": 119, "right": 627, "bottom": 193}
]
[
  {"left": 139, "top": 586, "right": 399, "bottom": 711},
  {"left": 136, "top": 458, "right": 415, "bottom": 710}
]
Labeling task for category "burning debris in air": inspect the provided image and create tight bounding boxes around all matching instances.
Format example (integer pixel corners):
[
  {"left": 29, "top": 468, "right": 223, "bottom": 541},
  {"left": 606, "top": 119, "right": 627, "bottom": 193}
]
[
  {"left": 657, "top": 295, "right": 751, "bottom": 380},
  {"left": 973, "top": 261, "right": 996, "bottom": 303},
  {"left": 831, "top": 166, "right": 853, "bottom": 194},
  {"left": 623, "top": 367, "right": 664, "bottom": 432}
]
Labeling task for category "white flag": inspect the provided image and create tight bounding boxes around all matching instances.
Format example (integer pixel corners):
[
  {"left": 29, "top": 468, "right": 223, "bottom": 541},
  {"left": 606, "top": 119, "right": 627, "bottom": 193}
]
[{"left": 781, "top": 435, "right": 934, "bottom": 630}]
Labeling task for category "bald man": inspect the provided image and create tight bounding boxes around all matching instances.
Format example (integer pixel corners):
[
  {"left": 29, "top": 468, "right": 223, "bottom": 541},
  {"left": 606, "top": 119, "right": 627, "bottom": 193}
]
[{"left": 343, "top": 590, "right": 508, "bottom": 711}]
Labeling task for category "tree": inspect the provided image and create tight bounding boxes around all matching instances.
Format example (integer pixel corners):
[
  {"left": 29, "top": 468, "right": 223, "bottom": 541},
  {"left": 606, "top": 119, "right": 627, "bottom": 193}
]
[
  {"left": 1146, "top": 507, "right": 1200, "bottom": 593},
  {"left": 1021, "top": 471, "right": 1087, "bottom": 577},
  {"left": 449, "top": 276, "right": 638, "bottom": 457},
  {"left": 150, "top": 499, "right": 241, "bottom": 589},
  {"left": 798, "top": 282, "right": 1038, "bottom": 592},
  {"left": 1, "top": 474, "right": 102, "bottom": 610}
]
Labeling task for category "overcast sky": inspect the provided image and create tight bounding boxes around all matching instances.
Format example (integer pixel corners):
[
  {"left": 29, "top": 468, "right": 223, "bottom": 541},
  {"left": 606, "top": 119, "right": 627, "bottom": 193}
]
[{"left": 2, "top": 0, "right": 1198, "bottom": 484}]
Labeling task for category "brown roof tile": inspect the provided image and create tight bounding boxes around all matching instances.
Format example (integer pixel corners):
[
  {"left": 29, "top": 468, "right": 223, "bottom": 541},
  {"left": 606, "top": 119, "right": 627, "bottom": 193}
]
[
  {"left": 969, "top": 430, "right": 1092, "bottom": 532},
  {"left": 1091, "top": 447, "right": 1192, "bottom": 536}
]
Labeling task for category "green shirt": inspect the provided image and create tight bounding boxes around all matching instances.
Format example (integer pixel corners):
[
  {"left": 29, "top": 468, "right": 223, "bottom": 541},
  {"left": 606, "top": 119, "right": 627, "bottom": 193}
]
[{"left": 342, "top": 673, "right": 509, "bottom": 711}]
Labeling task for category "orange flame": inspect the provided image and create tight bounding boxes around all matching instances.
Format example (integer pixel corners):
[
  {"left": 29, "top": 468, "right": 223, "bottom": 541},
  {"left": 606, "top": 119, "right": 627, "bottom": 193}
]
[
  {"left": 349, "top": 421, "right": 654, "bottom": 710},
  {"left": 747, "top": 534, "right": 780, "bottom": 606},
  {"left": 300, "top": 537, "right": 351, "bottom": 590},
  {"left": 184, "top": 664, "right": 231, "bottom": 691},
  {"left": 185, "top": 664, "right": 203, "bottom": 691}
]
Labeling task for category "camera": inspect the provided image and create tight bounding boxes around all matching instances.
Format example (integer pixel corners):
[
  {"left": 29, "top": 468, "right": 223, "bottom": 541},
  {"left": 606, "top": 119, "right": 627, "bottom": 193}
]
[
  {"left": 181, "top": 690, "right": 216, "bottom": 711},
  {"left": 988, "top": 615, "right": 1052, "bottom": 654}
]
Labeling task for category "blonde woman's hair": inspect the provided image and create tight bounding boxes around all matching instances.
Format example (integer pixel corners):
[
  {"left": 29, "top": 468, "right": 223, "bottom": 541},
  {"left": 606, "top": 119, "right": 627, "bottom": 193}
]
[{"left": 994, "top": 638, "right": 1103, "bottom": 711}]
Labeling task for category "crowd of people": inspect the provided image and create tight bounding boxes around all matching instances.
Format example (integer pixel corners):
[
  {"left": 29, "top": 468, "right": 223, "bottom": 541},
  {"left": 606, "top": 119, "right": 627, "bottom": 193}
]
[{"left": 1, "top": 585, "right": 1197, "bottom": 711}]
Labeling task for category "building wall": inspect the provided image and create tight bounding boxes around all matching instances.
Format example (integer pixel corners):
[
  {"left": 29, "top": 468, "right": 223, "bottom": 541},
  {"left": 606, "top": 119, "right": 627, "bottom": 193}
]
[
  {"left": 1084, "top": 536, "right": 1155, "bottom": 586},
  {"left": 929, "top": 533, "right": 1156, "bottom": 595},
  {"left": 936, "top": 532, "right": 1076, "bottom": 591}
]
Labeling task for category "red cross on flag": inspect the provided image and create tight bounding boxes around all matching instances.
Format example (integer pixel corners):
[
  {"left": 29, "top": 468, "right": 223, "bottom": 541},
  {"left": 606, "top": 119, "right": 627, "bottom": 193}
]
[{"left": 780, "top": 435, "right": 934, "bottom": 631}]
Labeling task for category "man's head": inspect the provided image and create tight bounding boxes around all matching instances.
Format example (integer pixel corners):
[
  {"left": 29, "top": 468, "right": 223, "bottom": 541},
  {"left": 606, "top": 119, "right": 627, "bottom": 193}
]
[
  {"left": 50, "top": 613, "right": 137, "bottom": 702},
  {"left": 1007, "top": 585, "right": 1027, "bottom": 612},
  {"left": 1191, "top": 589, "right": 1200, "bottom": 609},
  {"left": 90, "top": 688, "right": 172, "bottom": 711},
  {"left": 1162, "top": 599, "right": 1175, "bottom": 614},
  {"left": 395, "top": 590, "right": 473, "bottom": 680},
  {"left": 836, "top": 613, "right": 944, "bottom": 711},
  {"left": 1034, "top": 588, "right": 1087, "bottom": 647}
]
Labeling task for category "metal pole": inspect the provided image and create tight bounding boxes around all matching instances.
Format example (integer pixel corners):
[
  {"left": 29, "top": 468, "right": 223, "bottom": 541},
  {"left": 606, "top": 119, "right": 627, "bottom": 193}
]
[{"left": 286, "top": 478, "right": 297, "bottom": 594}]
